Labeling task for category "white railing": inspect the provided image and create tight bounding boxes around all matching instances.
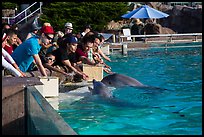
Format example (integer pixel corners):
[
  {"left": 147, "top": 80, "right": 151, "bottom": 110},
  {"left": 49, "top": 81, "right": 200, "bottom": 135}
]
[
  {"left": 120, "top": 33, "right": 202, "bottom": 43},
  {"left": 161, "top": 2, "right": 202, "bottom": 7},
  {"left": 2, "top": 2, "right": 43, "bottom": 25}
]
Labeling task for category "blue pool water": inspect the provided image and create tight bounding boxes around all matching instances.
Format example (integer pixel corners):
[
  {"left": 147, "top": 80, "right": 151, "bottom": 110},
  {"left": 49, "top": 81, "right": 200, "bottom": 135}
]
[{"left": 57, "top": 43, "right": 202, "bottom": 135}]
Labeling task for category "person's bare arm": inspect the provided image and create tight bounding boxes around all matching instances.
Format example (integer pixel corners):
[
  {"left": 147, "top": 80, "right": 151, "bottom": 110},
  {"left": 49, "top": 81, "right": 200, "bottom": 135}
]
[
  {"left": 98, "top": 48, "right": 111, "bottom": 62},
  {"left": 62, "top": 59, "right": 88, "bottom": 80},
  {"left": 79, "top": 56, "right": 96, "bottom": 65},
  {"left": 72, "top": 63, "right": 83, "bottom": 72},
  {"left": 12, "top": 63, "right": 26, "bottom": 77},
  {"left": 33, "top": 54, "right": 47, "bottom": 76},
  {"left": 43, "top": 63, "right": 70, "bottom": 76}
]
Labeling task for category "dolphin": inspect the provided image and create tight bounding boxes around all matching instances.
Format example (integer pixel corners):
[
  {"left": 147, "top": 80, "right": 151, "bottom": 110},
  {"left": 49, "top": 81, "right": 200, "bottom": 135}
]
[
  {"left": 101, "top": 73, "right": 166, "bottom": 90},
  {"left": 88, "top": 79, "right": 113, "bottom": 98},
  {"left": 87, "top": 79, "right": 173, "bottom": 109},
  {"left": 88, "top": 79, "right": 144, "bottom": 107},
  {"left": 101, "top": 73, "right": 145, "bottom": 88}
]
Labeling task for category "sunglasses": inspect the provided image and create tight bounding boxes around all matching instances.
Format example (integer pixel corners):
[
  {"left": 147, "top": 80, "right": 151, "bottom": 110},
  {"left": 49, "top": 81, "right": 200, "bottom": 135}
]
[
  {"left": 46, "top": 57, "right": 56, "bottom": 62},
  {"left": 44, "top": 34, "right": 53, "bottom": 40},
  {"left": 65, "top": 27, "right": 73, "bottom": 30}
]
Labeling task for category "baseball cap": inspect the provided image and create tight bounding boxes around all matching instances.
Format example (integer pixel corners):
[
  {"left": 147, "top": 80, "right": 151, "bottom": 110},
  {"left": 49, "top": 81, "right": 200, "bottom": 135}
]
[
  {"left": 41, "top": 26, "right": 55, "bottom": 34},
  {"left": 65, "top": 22, "right": 73, "bottom": 29},
  {"left": 66, "top": 36, "right": 78, "bottom": 44}
]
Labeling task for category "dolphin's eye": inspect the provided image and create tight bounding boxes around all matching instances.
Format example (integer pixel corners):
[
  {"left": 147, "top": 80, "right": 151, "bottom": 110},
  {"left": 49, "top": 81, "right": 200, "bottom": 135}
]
[{"left": 109, "top": 82, "right": 111, "bottom": 85}]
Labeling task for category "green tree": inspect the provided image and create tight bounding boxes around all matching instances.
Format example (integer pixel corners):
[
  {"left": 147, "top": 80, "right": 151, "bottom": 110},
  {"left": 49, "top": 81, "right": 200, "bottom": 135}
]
[
  {"left": 2, "top": 2, "right": 17, "bottom": 9},
  {"left": 40, "top": 2, "right": 128, "bottom": 33}
]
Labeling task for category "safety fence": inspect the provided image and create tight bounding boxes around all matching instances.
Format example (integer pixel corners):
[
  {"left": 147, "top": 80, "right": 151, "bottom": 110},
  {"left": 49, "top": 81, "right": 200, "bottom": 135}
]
[{"left": 2, "top": 2, "right": 42, "bottom": 25}]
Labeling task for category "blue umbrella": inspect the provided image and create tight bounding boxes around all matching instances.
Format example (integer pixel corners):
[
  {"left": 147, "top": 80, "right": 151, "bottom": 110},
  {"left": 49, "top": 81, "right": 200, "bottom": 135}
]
[{"left": 121, "top": 5, "right": 169, "bottom": 19}]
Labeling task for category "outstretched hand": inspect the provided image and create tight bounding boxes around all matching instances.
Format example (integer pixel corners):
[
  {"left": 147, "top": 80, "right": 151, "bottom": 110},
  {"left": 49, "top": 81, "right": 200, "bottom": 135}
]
[{"left": 82, "top": 73, "right": 89, "bottom": 80}]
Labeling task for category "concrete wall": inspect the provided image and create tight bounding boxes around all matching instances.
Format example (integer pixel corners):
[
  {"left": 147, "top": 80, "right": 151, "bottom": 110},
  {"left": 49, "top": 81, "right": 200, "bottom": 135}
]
[
  {"left": 2, "top": 77, "right": 43, "bottom": 135},
  {"left": 2, "top": 85, "right": 25, "bottom": 134},
  {"left": 26, "top": 86, "right": 77, "bottom": 135},
  {"left": 2, "top": 77, "right": 77, "bottom": 135}
]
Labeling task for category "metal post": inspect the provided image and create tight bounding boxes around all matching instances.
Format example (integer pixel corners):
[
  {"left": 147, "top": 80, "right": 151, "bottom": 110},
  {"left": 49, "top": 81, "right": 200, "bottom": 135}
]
[
  {"left": 132, "top": 37, "right": 135, "bottom": 42},
  {"left": 112, "top": 34, "right": 116, "bottom": 43},
  {"left": 118, "top": 32, "right": 121, "bottom": 43},
  {"left": 122, "top": 43, "right": 128, "bottom": 55},
  {"left": 25, "top": 11, "right": 27, "bottom": 22},
  {"left": 170, "top": 36, "right": 172, "bottom": 42},
  {"left": 40, "top": 2, "right": 43, "bottom": 13},
  {"left": 194, "top": 35, "right": 197, "bottom": 41},
  {"left": 144, "top": 38, "right": 147, "bottom": 43},
  {"left": 168, "top": 36, "right": 172, "bottom": 42}
]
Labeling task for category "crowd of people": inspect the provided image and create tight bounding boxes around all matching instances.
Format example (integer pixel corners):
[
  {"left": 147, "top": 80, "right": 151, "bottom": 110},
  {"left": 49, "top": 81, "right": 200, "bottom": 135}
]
[
  {"left": 2, "top": 21, "right": 113, "bottom": 82},
  {"left": 123, "top": 18, "right": 161, "bottom": 41}
]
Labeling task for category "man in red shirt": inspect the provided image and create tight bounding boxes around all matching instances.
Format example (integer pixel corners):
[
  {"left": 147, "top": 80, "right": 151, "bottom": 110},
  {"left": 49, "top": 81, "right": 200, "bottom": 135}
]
[
  {"left": 75, "top": 33, "right": 96, "bottom": 65},
  {"left": 3, "top": 29, "right": 18, "bottom": 55}
]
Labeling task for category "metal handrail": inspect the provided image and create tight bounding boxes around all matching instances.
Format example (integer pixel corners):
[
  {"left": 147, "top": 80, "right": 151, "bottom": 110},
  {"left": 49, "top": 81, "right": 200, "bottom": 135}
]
[
  {"left": 120, "top": 33, "right": 202, "bottom": 38},
  {"left": 2, "top": 2, "right": 43, "bottom": 25},
  {"left": 120, "top": 33, "right": 202, "bottom": 43},
  {"left": 16, "top": 7, "right": 41, "bottom": 24},
  {"left": 2, "top": 2, "right": 37, "bottom": 19}
]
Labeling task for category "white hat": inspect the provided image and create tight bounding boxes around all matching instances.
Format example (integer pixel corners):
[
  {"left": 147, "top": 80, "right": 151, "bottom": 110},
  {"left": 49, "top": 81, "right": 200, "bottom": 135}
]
[{"left": 64, "top": 22, "right": 73, "bottom": 29}]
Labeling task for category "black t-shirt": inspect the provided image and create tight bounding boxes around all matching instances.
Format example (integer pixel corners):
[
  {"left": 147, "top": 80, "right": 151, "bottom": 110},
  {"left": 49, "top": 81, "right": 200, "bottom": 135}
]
[
  {"left": 67, "top": 52, "right": 77, "bottom": 64},
  {"left": 39, "top": 48, "right": 47, "bottom": 64},
  {"left": 52, "top": 47, "right": 77, "bottom": 66},
  {"left": 52, "top": 48, "right": 63, "bottom": 66}
]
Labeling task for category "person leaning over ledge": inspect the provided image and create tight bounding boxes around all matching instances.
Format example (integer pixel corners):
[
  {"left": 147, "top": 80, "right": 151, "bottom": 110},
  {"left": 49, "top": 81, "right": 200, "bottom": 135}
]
[
  {"left": 2, "top": 33, "right": 26, "bottom": 77},
  {"left": 11, "top": 25, "right": 55, "bottom": 76},
  {"left": 2, "top": 47, "right": 26, "bottom": 77}
]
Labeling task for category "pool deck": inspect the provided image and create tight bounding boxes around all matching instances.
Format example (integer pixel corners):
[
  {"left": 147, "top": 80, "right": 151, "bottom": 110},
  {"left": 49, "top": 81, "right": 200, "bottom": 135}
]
[{"left": 109, "top": 35, "right": 202, "bottom": 52}]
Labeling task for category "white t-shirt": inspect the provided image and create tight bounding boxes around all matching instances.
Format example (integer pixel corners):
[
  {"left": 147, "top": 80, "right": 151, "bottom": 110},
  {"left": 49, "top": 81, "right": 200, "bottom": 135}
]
[{"left": 2, "top": 48, "right": 21, "bottom": 77}]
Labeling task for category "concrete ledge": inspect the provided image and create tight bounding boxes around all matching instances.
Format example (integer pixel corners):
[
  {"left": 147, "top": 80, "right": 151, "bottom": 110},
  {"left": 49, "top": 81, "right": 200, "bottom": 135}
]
[
  {"left": 34, "top": 77, "right": 59, "bottom": 97},
  {"left": 26, "top": 86, "right": 77, "bottom": 135},
  {"left": 2, "top": 77, "right": 77, "bottom": 135},
  {"left": 2, "top": 77, "right": 43, "bottom": 135}
]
